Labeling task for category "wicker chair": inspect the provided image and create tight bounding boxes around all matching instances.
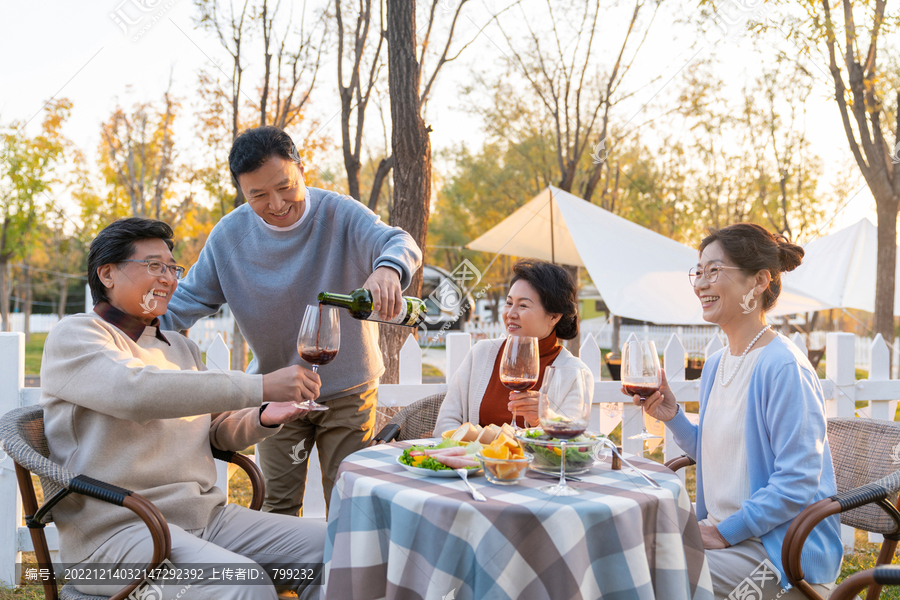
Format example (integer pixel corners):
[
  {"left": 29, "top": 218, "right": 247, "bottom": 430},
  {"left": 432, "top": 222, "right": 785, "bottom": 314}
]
[
  {"left": 0, "top": 404, "right": 265, "bottom": 600},
  {"left": 372, "top": 393, "right": 446, "bottom": 444},
  {"left": 782, "top": 417, "right": 900, "bottom": 600}
]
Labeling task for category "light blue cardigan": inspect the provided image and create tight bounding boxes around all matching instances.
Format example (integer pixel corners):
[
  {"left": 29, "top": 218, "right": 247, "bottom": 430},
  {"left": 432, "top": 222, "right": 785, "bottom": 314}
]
[{"left": 666, "top": 335, "right": 842, "bottom": 586}]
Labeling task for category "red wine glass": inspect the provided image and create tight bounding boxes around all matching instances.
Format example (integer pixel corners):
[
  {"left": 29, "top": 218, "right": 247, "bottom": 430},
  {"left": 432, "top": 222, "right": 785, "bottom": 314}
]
[
  {"left": 622, "top": 340, "right": 662, "bottom": 441},
  {"left": 499, "top": 335, "right": 539, "bottom": 429},
  {"left": 295, "top": 304, "right": 340, "bottom": 412},
  {"left": 537, "top": 366, "right": 591, "bottom": 496}
]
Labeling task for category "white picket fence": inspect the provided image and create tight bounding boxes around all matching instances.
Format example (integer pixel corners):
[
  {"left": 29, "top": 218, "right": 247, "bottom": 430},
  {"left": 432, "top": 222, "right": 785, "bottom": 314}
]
[
  {"left": 806, "top": 331, "right": 899, "bottom": 375},
  {"left": 9, "top": 298, "right": 897, "bottom": 376},
  {"left": 1, "top": 328, "right": 897, "bottom": 586},
  {"left": 5, "top": 314, "right": 60, "bottom": 334},
  {"left": 580, "top": 321, "right": 723, "bottom": 356},
  {"left": 186, "top": 315, "right": 235, "bottom": 352}
]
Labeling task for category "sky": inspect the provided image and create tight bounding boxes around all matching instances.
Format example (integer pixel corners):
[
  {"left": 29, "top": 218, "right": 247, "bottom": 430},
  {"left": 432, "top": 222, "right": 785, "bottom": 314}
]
[{"left": 0, "top": 0, "right": 883, "bottom": 247}]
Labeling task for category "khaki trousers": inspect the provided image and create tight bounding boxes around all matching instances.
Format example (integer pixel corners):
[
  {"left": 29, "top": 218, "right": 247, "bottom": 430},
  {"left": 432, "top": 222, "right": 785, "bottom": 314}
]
[
  {"left": 73, "top": 503, "right": 327, "bottom": 600},
  {"left": 705, "top": 536, "right": 837, "bottom": 600},
  {"left": 256, "top": 388, "right": 377, "bottom": 516}
]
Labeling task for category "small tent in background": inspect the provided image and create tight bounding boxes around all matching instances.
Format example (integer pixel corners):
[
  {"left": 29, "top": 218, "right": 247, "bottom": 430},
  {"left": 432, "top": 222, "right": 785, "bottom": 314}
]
[
  {"left": 467, "top": 186, "right": 828, "bottom": 325},
  {"left": 784, "top": 217, "right": 900, "bottom": 314}
]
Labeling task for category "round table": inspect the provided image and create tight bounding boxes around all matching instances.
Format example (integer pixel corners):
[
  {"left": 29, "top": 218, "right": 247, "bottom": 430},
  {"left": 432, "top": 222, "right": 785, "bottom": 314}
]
[{"left": 322, "top": 441, "right": 714, "bottom": 600}]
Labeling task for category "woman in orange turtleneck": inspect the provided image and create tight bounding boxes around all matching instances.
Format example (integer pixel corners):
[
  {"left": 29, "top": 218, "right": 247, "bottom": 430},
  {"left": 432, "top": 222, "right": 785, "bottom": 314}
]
[{"left": 434, "top": 260, "right": 593, "bottom": 433}]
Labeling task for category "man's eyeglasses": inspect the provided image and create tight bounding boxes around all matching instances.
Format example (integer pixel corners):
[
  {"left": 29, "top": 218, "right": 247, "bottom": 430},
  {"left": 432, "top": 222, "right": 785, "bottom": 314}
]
[
  {"left": 688, "top": 264, "right": 743, "bottom": 286},
  {"left": 120, "top": 259, "right": 186, "bottom": 280}
]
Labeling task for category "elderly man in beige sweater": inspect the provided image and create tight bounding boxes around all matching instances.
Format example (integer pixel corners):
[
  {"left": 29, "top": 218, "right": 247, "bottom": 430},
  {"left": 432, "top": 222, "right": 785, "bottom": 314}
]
[{"left": 40, "top": 218, "right": 326, "bottom": 600}]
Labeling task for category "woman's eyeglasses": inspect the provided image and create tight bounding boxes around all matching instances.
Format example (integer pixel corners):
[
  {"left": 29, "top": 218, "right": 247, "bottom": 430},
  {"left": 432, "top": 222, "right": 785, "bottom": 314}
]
[{"left": 688, "top": 264, "right": 743, "bottom": 285}]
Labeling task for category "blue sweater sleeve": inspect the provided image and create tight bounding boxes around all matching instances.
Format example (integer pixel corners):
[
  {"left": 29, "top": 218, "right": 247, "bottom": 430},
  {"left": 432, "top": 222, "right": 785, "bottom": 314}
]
[
  {"left": 667, "top": 408, "right": 699, "bottom": 459},
  {"left": 715, "top": 359, "right": 829, "bottom": 545},
  {"left": 338, "top": 198, "right": 422, "bottom": 291},
  {"left": 158, "top": 228, "right": 228, "bottom": 331},
  {"left": 665, "top": 356, "right": 716, "bottom": 460}
]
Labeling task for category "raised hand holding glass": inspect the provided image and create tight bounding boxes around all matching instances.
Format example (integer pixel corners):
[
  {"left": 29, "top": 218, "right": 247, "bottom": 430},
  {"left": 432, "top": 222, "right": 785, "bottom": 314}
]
[
  {"left": 295, "top": 304, "right": 339, "bottom": 411},
  {"left": 622, "top": 340, "right": 662, "bottom": 441},
  {"left": 499, "top": 335, "right": 539, "bottom": 429}
]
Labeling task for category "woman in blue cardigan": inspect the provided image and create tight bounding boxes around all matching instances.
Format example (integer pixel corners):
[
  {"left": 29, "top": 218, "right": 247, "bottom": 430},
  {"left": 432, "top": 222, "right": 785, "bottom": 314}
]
[{"left": 629, "top": 223, "right": 842, "bottom": 599}]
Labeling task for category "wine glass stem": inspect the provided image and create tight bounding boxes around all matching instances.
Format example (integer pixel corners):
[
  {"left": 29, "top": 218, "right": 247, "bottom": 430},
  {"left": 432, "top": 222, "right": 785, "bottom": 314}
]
[
  {"left": 311, "top": 365, "right": 319, "bottom": 374},
  {"left": 511, "top": 408, "right": 517, "bottom": 429},
  {"left": 558, "top": 440, "right": 567, "bottom": 489},
  {"left": 640, "top": 397, "right": 649, "bottom": 434}
]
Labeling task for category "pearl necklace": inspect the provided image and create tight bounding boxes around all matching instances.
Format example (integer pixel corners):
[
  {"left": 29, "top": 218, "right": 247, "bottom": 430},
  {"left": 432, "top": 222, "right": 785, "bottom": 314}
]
[{"left": 718, "top": 325, "right": 770, "bottom": 387}]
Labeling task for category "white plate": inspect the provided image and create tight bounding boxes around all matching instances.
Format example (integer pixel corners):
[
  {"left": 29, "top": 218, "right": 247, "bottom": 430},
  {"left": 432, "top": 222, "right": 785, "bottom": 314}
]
[{"left": 395, "top": 455, "right": 482, "bottom": 477}]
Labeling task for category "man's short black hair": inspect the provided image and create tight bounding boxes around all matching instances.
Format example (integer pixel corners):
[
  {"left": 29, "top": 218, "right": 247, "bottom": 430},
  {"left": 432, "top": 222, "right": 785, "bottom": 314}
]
[
  {"left": 87, "top": 218, "right": 174, "bottom": 306},
  {"left": 228, "top": 126, "right": 301, "bottom": 183}
]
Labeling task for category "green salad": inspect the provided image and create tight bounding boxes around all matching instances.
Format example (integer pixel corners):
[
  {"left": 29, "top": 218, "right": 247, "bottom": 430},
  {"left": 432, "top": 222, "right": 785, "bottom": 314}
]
[
  {"left": 522, "top": 429, "right": 595, "bottom": 468},
  {"left": 398, "top": 439, "right": 481, "bottom": 471}
]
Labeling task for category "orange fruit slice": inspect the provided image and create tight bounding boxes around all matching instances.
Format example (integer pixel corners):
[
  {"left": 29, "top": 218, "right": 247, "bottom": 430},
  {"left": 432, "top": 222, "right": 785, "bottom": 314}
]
[{"left": 482, "top": 445, "right": 510, "bottom": 460}]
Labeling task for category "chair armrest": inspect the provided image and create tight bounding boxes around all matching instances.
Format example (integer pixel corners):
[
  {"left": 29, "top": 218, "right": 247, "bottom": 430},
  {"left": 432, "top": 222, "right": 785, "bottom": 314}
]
[
  {"left": 831, "top": 565, "right": 900, "bottom": 600},
  {"left": 664, "top": 454, "right": 696, "bottom": 472},
  {"left": 782, "top": 469, "right": 900, "bottom": 597},
  {"left": 832, "top": 469, "right": 900, "bottom": 518},
  {"left": 22, "top": 470, "right": 172, "bottom": 600},
  {"left": 781, "top": 498, "right": 841, "bottom": 599},
  {"left": 372, "top": 423, "right": 401, "bottom": 445},
  {"left": 872, "top": 565, "right": 900, "bottom": 585},
  {"left": 63, "top": 477, "right": 172, "bottom": 600},
  {"left": 211, "top": 447, "right": 266, "bottom": 511}
]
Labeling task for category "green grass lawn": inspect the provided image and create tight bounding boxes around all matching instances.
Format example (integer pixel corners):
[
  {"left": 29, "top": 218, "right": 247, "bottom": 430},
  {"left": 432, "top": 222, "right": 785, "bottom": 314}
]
[
  {"left": 422, "top": 363, "right": 443, "bottom": 378},
  {"left": 24, "top": 333, "right": 47, "bottom": 376}
]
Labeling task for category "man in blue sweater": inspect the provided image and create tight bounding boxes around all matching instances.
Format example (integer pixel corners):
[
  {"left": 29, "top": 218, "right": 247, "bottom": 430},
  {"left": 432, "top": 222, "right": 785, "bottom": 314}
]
[{"left": 160, "top": 126, "right": 422, "bottom": 516}]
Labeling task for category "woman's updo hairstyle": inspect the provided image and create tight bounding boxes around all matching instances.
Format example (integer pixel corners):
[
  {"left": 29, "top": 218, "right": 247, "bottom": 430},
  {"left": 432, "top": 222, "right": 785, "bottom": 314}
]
[
  {"left": 699, "top": 223, "right": 804, "bottom": 311},
  {"left": 509, "top": 259, "right": 580, "bottom": 340}
]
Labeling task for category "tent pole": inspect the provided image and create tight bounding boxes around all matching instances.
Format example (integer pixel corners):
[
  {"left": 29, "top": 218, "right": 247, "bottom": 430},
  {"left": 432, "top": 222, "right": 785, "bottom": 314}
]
[{"left": 550, "top": 193, "right": 556, "bottom": 264}]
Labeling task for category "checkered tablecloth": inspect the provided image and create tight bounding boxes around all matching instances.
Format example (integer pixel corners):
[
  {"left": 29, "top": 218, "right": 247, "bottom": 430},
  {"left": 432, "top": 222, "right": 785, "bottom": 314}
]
[{"left": 322, "top": 442, "right": 714, "bottom": 600}]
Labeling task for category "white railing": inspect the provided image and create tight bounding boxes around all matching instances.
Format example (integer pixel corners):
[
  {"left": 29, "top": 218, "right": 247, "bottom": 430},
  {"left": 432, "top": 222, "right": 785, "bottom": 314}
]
[
  {"left": 186, "top": 316, "right": 234, "bottom": 352},
  {"left": 580, "top": 321, "right": 723, "bottom": 356},
  {"left": 807, "top": 331, "right": 900, "bottom": 376},
  {"left": 10, "top": 301, "right": 900, "bottom": 377},
  {"left": 6, "top": 314, "right": 60, "bottom": 334},
  {"left": 2, "top": 327, "right": 897, "bottom": 584}
]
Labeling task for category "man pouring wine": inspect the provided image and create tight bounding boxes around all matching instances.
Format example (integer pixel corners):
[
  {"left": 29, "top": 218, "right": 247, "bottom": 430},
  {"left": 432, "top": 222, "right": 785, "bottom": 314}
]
[{"left": 159, "top": 126, "right": 422, "bottom": 517}]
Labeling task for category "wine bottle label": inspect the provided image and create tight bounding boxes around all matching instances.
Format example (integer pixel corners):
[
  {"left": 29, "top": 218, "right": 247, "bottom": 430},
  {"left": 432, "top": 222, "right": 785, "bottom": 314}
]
[
  {"left": 370, "top": 301, "right": 422, "bottom": 327},
  {"left": 370, "top": 303, "right": 410, "bottom": 325},
  {"left": 405, "top": 301, "right": 422, "bottom": 326}
]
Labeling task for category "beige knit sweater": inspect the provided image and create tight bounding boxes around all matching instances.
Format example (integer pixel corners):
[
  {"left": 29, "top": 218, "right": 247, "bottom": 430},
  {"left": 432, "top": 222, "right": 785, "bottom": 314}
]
[
  {"left": 40, "top": 312, "right": 272, "bottom": 564},
  {"left": 434, "top": 338, "right": 593, "bottom": 434}
]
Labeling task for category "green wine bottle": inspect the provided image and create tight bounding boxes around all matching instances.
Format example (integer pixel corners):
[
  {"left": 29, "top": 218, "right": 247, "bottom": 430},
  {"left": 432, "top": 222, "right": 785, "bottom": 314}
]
[{"left": 318, "top": 289, "right": 427, "bottom": 328}]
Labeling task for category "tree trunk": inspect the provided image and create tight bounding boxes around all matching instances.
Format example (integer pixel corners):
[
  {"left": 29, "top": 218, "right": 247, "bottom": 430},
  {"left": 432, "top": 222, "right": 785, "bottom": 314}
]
[
  {"left": 0, "top": 258, "right": 8, "bottom": 332},
  {"left": 611, "top": 314, "right": 621, "bottom": 354},
  {"left": 231, "top": 159, "right": 247, "bottom": 370},
  {"left": 23, "top": 264, "right": 32, "bottom": 343},
  {"left": 367, "top": 155, "right": 394, "bottom": 212},
  {"left": 230, "top": 159, "right": 247, "bottom": 370},
  {"left": 57, "top": 275, "right": 69, "bottom": 318},
  {"left": 340, "top": 82, "right": 362, "bottom": 201},
  {"left": 381, "top": 0, "right": 431, "bottom": 384},
  {"left": 873, "top": 199, "right": 898, "bottom": 351}
]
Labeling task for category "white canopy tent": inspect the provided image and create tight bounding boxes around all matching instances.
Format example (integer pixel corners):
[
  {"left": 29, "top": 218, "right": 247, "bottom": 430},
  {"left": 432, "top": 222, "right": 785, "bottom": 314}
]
[
  {"left": 466, "top": 187, "right": 828, "bottom": 324},
  {"left": 783, "top": 217, "right": 900, "bottom": 314}
]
